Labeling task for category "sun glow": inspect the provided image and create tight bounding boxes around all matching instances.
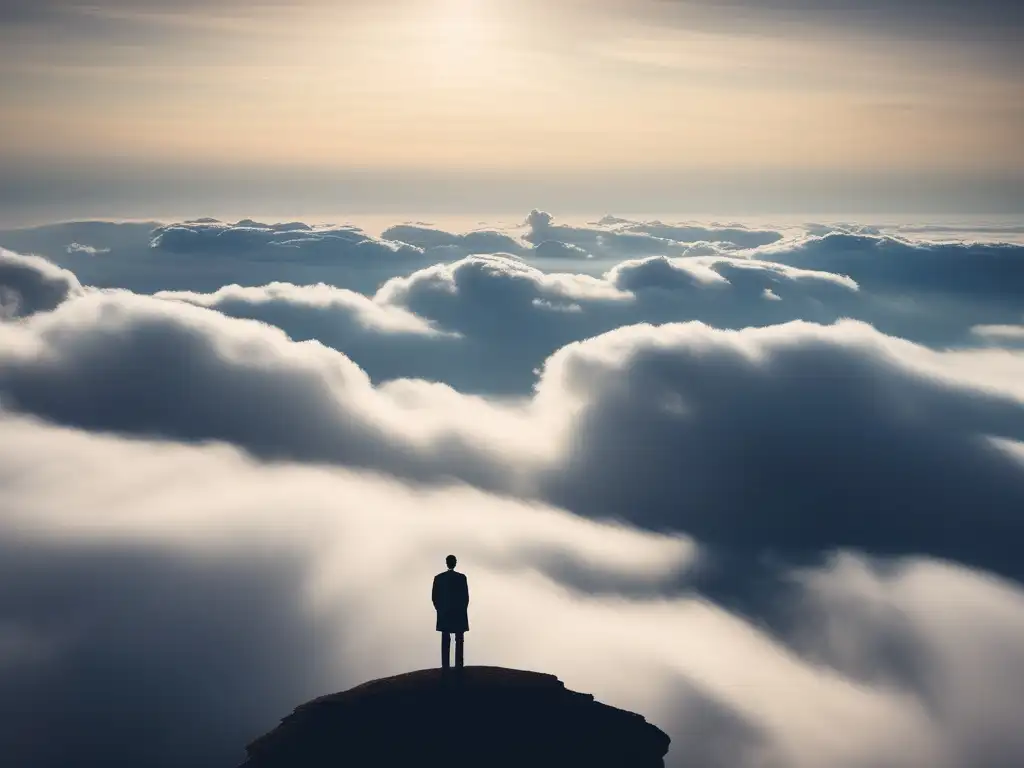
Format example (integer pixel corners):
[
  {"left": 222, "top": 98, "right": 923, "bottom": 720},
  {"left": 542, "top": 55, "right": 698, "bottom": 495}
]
[
  {"left": 432, "top": 0, "right": 488, "bottom": 45},
  {"left": 422, "top": 0, "right": 500, "bottom": 86}
]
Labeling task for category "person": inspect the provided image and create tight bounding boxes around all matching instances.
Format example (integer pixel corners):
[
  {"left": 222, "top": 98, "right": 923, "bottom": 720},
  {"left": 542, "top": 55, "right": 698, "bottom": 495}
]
[{"left": 432, "top": 554, "right": 469, "bottom": 670}]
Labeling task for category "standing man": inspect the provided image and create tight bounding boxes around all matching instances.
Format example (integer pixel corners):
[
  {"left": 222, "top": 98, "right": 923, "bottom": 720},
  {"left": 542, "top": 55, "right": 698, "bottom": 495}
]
[{"left": 432, "top": 555, "right": 469, "bottom": 671}]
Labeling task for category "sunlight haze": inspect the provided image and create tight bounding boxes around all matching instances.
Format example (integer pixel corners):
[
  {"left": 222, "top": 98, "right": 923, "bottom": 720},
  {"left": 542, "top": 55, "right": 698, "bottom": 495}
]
[{"left": 1, "top": 0, "right": 1021, "bottom": 219}]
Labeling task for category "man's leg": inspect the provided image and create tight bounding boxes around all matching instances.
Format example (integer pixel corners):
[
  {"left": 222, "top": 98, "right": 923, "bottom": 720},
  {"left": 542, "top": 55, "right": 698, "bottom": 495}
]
[
  {"left": 454, "top": 632, "right": 464, "bottom": 669},
  {"left": 441, "top": 632, "right": 451, "bottom": 670}
]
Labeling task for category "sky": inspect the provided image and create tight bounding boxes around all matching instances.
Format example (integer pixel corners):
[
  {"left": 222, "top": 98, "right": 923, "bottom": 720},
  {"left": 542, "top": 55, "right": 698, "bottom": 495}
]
[{"left": 1, "top": 0, "right": 1022, "bottom": 220}]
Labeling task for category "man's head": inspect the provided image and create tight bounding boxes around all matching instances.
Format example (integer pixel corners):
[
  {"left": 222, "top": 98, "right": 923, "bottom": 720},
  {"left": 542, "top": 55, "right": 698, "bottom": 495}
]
[{"left": 446, "top": 554, "right": 457, "bottom": 570}]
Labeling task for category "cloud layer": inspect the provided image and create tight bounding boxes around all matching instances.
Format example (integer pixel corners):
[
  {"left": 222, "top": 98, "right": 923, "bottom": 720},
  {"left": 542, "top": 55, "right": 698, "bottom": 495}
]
[
  {"left": 0, "top": 247, "right": 82, "bottom": 318},
  {"left": 2, "top": 211, "right": 1024, "bottom": 767},
  {"left": 3, "top": 412, "right": 1024, "bottom": 768}
]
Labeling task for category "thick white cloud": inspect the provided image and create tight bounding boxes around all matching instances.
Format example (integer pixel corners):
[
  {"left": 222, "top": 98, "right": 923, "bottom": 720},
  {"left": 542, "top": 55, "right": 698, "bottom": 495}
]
[
  {"left": 0, "top": 219, "right": 433, "bottom": 295},
  {"left": 0, "top": 290, "right": 540, "bottom": 491},
  {"left": 2, "top": 413, "right": 1024, "bottom": 767},
  {"left": 5, "top": 216, "right": 1024, "bottom": 342},
  {"left": 379, "top": 224, "right": 527, "bottom": 256},
  {"left": 2, "top": 212, "right": 1024, "bottom": 768},
  {"left": 154, "top": 281, "right": 477, "bottom": 388},
  {"left": 759, "top": 231, "right": 1024, "bottom": 304},
  {"left": 613, "top": 249, "right": 857, "bottom": 299},
  {"left": 366, "top": 253, "right": 863, "bottom": 390},
  {"left": 2, "top": 289, "right": 1024, "bottom": 577},
  {"left": 532, "top": 321, "right": 1024, "bottom": 578},
  {"left": 157, "top": 281, "right": 451, "bottom": 337},
  {"left": 149, "top": 219, "right": 425, "bottom": 263},
  {"left": 147, "top": 213, "right": 787, "bottom": 271},
  {"left": 32, "top": 247, "right": 867, "bottom": 393},
  {"left": 524, "top": 209, "right": 782, "bottom": 258},
  {"left": 596, "top": 214, "right": 785, "bottom": 249},
  {"left": 10, "top": 216, "right": 1001, "bottom": 383},
  {"left": 0, "top": 247, "right": 82, "bottom": 318},
  {"left": 789, "top": 553, "right": 1024, "bottom": 765}
]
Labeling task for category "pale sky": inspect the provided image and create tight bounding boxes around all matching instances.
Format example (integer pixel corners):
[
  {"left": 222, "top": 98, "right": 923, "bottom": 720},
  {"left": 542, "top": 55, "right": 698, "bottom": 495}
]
[{"left": 1, "top": 0, "right": 1022, "bottom": 218}]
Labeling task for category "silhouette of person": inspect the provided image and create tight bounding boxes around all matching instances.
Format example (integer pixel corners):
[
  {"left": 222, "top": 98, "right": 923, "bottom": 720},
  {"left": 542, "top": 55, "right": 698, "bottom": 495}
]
[{"left": 432, "top": 555, "right": 469, "bottom": 670}]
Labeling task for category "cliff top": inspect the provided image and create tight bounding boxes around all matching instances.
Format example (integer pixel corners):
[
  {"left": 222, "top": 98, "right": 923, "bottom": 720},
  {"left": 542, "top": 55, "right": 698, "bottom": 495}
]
[{"left": 242, "top": 666, "right": 670, "bottom": 768}]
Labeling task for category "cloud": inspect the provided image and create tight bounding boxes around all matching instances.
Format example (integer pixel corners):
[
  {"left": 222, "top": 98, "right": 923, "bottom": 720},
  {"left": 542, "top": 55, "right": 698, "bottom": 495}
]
[
  {"left": 3, "top": 288, "right": 1024, "bottom": 580},
  {"left": 603, "top": 216, "right": 784, "bottom": 249},
  {"left": 157, "top": 281, "right": 447, "bottom": 337},
  {"left": 894, "top": 223, "right": 1024, "bottom": 238},
  {"left": 760, "top": 232, "right": 1024, "bottom": 304},
  {"left": 607, "top": 252, "right": 857, "bottom": 297},
  {"left": 155, "top": 281, "right": 472, "bottom": 386},
  {"left": 65, "top": 242, "right": 110, "bottom": 255},
  {"left": 377, "top": 254, "right": 633, "bottom": 328},
  {"left": 369, "top": 253, "right": 864, "bottom": 390},
  {"left": 804, "top": 223, "right": 883, "bottom": 237},
  {"left": 972, "top": 323, "right": 1024, "bottom": 347},
  {"left": 788, "top": 553, "right": 1024, "bottom": 765},
  {"left": 148, "top": 212, "right": 785, "bottom": 272},
  {"left": 0, "top": 247, "right": 82, "bottom": 318},
  {"left": 0, "top": 413, "right": 697, "bottom": 767},
  {"left": 524, "top": 209, "right": 781, "bottom": 258},
  {"left": 0, "top": 221, "right": 211, "bottom": 295},
  {"left": 110, "top": 223, "right": 1022, "bottom": 393},
  {"left": 3, "top": 413, "right": 1024, "bottom": 767},
  {"left": 367, "top": 245, "right": 1024, "bottom": 389},
  {"left": 533, "top": 239, "right": 594, "bottom": 260},
  {"left": 535, "top": 321, "right": 1024, "bottom": 578},
  {"left": 0, "top": 219, "right": 432, "bottom": 295},
  {"left": 1, "top": 219, "right": 527, "bottom": 296},
  {"left": 150, "top": 219, "right": 426, "bottom": 264},
  {"left": 6, "top": 218, "right": 1022, "bottom": 349},
  {"left": 375, "top": 214, "right": 782, "bottom": 263},
  {"left": 3, "top": 211, "right": 1024, "bottom": 768},
  {"left": 0, "top": 290, "right": 528, "bottom": 491},
  {"left": 371, "top": 255, "right": 632, "bottom": 391},
  {"left": 0, "top": 536, "right": 325, "bottom": 768},
  {"left": 165, "top": 258, "right": 613, "bottom": 393},
  {"left": 752, "top": 232, "right": 1024, "bottom": 345},
  {"left": 116, "top": 250, "right": 867, "bottom": 396},
  {"left": 380, "top": 224, "right": 527, "bottom": 256}
]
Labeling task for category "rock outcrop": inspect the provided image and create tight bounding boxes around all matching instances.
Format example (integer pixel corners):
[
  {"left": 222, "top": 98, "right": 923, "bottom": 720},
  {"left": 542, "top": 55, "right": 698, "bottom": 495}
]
[{"left": 241, "top": 666, "right": 671, "bottom": 767}]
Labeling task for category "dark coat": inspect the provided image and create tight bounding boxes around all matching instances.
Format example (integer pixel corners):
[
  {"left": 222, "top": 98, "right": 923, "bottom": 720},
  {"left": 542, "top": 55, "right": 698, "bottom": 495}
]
[{"left": 432, "top": 569, "right": 469, "bottom": 633}]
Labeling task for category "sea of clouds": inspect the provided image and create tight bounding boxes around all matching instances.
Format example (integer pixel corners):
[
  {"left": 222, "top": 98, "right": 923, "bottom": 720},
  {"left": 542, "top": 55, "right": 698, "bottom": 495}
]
[{"left": 2, "top": 211, "right": 1024, "bottom": 768}]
